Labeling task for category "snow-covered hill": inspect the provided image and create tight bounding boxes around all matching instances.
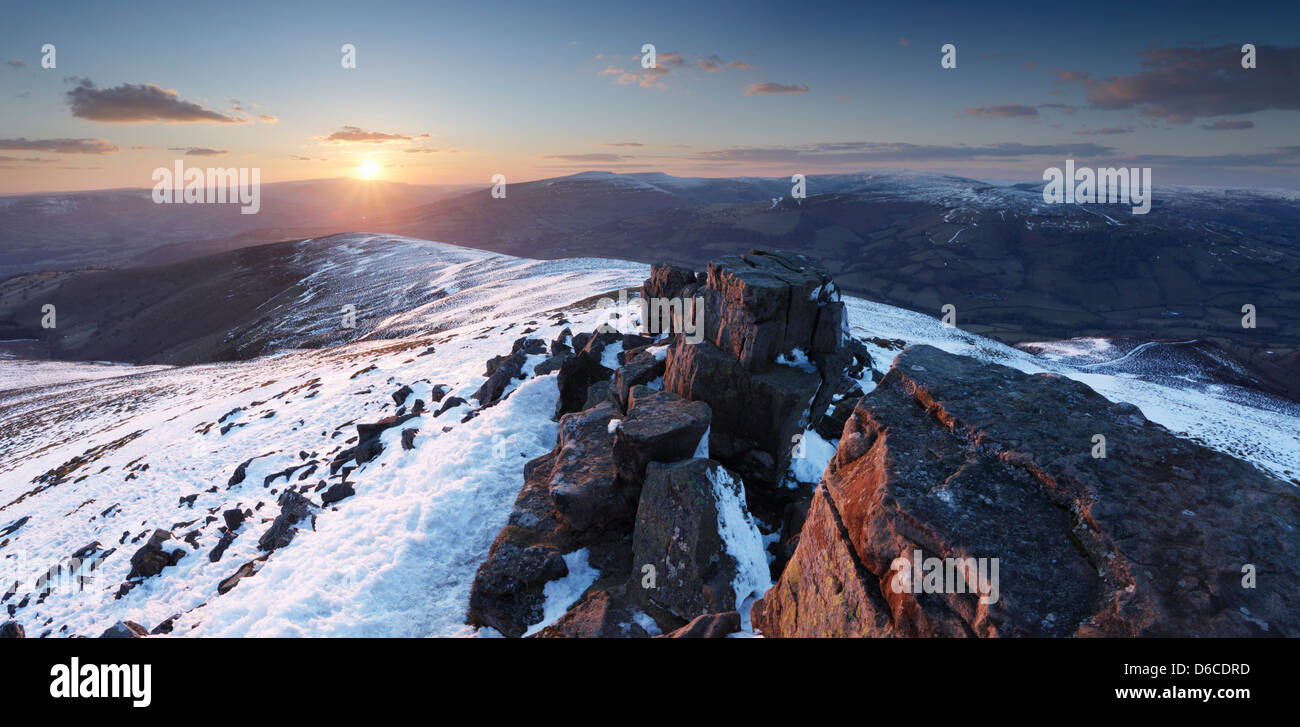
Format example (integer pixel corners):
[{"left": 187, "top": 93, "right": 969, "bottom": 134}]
[{"left": 1, "top": 234, "right": 1294, "bottom": 638}]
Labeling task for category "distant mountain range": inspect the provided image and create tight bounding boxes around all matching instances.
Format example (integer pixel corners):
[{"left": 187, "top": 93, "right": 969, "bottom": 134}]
[{"left": 1, "top": 170, "right": 1296, "bottom": 400}]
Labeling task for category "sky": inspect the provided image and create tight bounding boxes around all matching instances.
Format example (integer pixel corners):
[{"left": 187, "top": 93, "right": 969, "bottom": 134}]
[{"left": 1, "top": 0, "right": 1298, "bottom": 194}]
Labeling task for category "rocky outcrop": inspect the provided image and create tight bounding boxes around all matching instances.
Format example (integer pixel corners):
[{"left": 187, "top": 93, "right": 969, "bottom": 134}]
[
  {"left": 753, "top": 345, "right": 1300, "bottom": 638},
  {"left": 653, "top": 250, "right": 860, "bottom": 493},
  {"left": 467, "top": 249, "right": 857, "bottom": 638},
  {"left": 0, "top": 620, "right": 24, "bottom": 638}
]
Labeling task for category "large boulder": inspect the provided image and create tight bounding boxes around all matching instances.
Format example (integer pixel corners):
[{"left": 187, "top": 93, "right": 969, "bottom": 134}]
[
  {"left": 753, "top": 345, "right": 1300, "bottom": 637},
  {"left": 533, "top": 587, "right": 649, "bottom": 638},
  {"left": 664, "top": 337, "right": 820, "bottom": 485},
  {"left": 554, "top": 333, "right": 617, "bottom": 419},
  {"left": 630, "top": 458, "right": 765, "bottom": 623},
  {"left": 467, "top": 543, "right": 568, "bottom": 638},
  {"left": 612, "top": 387, "right": 711, "bottom": 488},
  {"left": 547, "top": 402, "right": 628, "bottom": 532},
  {"left": 700, "top": 250, "right": 833, "bottom": 368}
]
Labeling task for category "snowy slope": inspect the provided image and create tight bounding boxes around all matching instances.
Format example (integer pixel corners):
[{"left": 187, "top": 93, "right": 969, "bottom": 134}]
[{"left": 0, "top": 234, "right": 1294, "bottom": 639}]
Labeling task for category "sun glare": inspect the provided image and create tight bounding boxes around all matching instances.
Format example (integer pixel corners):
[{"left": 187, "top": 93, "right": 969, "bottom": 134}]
[{"left": 359, "top": 158, "right": 380, "bottom": 179}]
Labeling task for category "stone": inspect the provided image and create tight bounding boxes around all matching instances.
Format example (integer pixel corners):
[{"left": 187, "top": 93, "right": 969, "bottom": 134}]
[{"left": 753, "top": 345, "right": 1300, "bottom": 638}]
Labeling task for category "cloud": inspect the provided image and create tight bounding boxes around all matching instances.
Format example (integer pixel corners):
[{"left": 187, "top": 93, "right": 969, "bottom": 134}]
[
  {"left": 257, "top": 114, "right": 278, "bottom": 123},
  {"left": 404, "top": 148, "right": 439, "bottom": 154},
  {"left": 604, "top": 142, "right": 644, "bottom": 147},
  {"left": 697, "top": 54, "right": 749, "bottom": 72},
  {"left": 687, "top": 140, "right": 1119, "bottom": 165},
  {"left": 0, "top": 137, "right": 119, "bottom": 154},
  {"left": 1037, "top": 103, "right": 1078, "bottom": 113},
  {"left": 65, "top": 79, "right": 243, "bottom": 123},
  {"left": 898, "top": 38, "right": 911, "bottom": 47},
  {"left": 610, "top": 66, "right": 671, "bottom": 87},
  {"left": 1073, "top": 45, "right": 1300, "bottom": 123},
  {"left": 745, "top": 82, "right": 810, "bottom": 96},
  {"left": 657, "top": 52, "right": 685, "bottom": 67},
  {"left": 1201, "top": 119, "right": 1255, "bottom": 131},
  {"left": 16, "top": 91, "right": 31, "bottom": 98},
  {"left": 321, "top": 126, "right": 419, "bottom": 144},
  {"left": 129, "top": 145, "right": 150, "bottom": 150},
  {"left": 1073, "top": 126, "right": 1136, "bottom": 135},
  {"left": 543, "top": 153, "right": 636, "bottom": 162},
  {"left": 1112, "top": 146, "right": 1300, "bottom": 168},
  {"left": 1024, "top": 61, "right": 1038, "bottom": 70},
  {"left": 963, "top": 104, "right": 1038, "bottom": 118},
  {"left": 1051, "top": 69, "right": 1089, "bottom": 82},
  {"left": 6, "top": 59, "right": 26, "bottom": 69},
  {"left": 0, "top": 156, "right": 59, "bottom": 163},
  {"left": 167, "top": 147, "right": 228, "bottom": 156}
]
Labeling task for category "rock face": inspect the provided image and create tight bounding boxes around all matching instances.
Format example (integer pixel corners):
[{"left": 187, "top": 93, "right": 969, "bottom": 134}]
[
  {"left": 753, "top": 345, "right": 1300, "bottom": 638},
  {"left": 654, "top": 250, "right": 859, "bottom": 492},
  {"left": 467, "top": 249, "right": 853, "bottom": 638},
  {"left": 631, "top": 458, "right": 745, "bottom": 621}
]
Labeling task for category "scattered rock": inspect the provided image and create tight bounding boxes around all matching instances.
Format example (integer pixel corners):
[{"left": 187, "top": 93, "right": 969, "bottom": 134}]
[
  {"left": 126, "top": 529, "right": 184, "bottom": 579},
  {"left": 100, "top": 620, "right": 148, "bottom": 638},
  {"left": 321, "top": 481, "right": 355, "bottom": 505},
  {"left": 222, "top": 508, "right": 245, "bottom": 531},
  {"left": 217, "top": 560, "right": 261, "bottom": 595},
  {"left": 257, "top": 490, "right": 318, "bottom": 552}
]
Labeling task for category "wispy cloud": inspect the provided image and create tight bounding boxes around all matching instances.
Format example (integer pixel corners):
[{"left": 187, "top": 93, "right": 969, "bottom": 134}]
[
  {"left": 0, "top": 137, "right": 120, "bottom": 154},
  {"left": 963, "top": 104, "right": 1038, "bottom": 118},
  {"left": 66, "top": 79, "right": 243, "bottom": 123},
  {"left": 1073, "top": 126, "right": 1136, "bottom": 135},
  {"left": 168, "top": 146, "right": 228, "bottom": 156},
  {"left": 745, "top": 82, "right": 810, "bottom": 96},
  {"left": 543, "top": 153, "right": 636, "bottom": 163},
  {"left": 1201, "top": 119, "right": 1255, "bottom": 131},
  {"left": 320, "top": 126, "right": 422, "bottom": 144},
  {"left": 688, "top": 140, "right": 1118, "bottom": 165},
  {"left": 697, "top": 54, "right": 749, "bottom": 72},
  {"left": 5, "top": 58, "right": 26, "bottom": 69}
]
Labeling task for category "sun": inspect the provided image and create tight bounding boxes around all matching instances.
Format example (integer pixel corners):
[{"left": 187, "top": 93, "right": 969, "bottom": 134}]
[{"left": 358, "top": 158, "right": 380, "bottom": 179}]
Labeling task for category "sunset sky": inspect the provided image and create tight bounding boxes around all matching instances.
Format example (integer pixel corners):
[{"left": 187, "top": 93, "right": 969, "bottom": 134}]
[{"left": 1, "top": 0, "right": 1297, "bottom": 194}]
